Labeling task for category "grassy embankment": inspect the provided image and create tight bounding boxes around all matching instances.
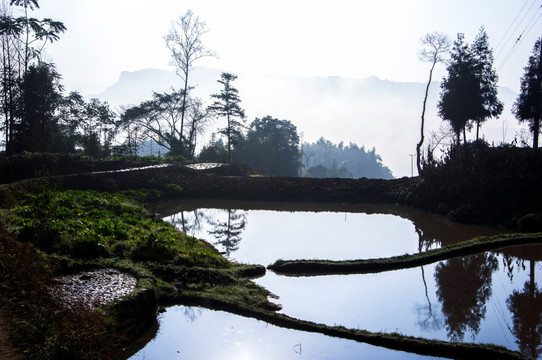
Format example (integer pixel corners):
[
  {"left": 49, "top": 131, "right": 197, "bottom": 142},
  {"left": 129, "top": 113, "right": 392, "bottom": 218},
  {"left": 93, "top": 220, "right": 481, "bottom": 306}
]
[{"left": 268, "top": 232, "right": 542, "bottom": 276}]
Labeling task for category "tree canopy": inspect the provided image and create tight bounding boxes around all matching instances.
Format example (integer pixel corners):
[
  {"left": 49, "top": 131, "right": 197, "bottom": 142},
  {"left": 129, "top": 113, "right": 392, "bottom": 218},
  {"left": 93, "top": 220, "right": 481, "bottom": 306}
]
[
  {"left": 301, "top": 137, "right": 393, "bottom": 179},
  {"left": 513, "top": 38, "right": 542, "bottom": 152},
  {"left": 438, "top": 30, "right": 502, "bottom": 145},
  {"left": 208, "top": 72, "right": 245, "bottom": 162},
  {"left": 236, "top": 116, "right": 300, "bottom": 177},
  {"left": 0, "top": 0, "right": 66, "bottom": 154},
  {"left": 120, "top": 90, "right": 186, "bottom": 156}
]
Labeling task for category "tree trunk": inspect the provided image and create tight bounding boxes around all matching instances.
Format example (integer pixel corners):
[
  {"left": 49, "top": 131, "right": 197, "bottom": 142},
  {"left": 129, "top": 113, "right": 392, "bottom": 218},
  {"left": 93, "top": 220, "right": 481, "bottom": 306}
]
[
  {"left": 179, "top": 69, "right": 189, "bottom": 154},
  {"left": 534, "top": 119, "right": 540, "bottom": 153},
  {"left": 227, "top": 113, "right": 231, "bottom": 163},
  {"left": 534, "top": 36, "right": 542, "bottom": 155},
  {"left": 417, "top": 61, "right": 437, "bottom": 175}
]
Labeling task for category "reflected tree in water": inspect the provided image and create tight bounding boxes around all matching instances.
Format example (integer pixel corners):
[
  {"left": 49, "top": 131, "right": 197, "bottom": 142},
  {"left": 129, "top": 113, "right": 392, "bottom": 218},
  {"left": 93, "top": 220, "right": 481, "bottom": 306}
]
[
  {"left": 182, "top": 306, "right": 204, "bottom": 323},
  {"left": 415, "top": 225, "right": 442, "bottom": 331},
  {"left": 434, "top": 253, "right": 498, "bottom": 341},
  {"left": 208, "top": 209, "right": 246, "bottom": 256},
  {"left": 168, "top": 209, "right": 208, "bottom": 235},
  {"left": 506, "top": 261, "right": 542, "bottom": 359}
]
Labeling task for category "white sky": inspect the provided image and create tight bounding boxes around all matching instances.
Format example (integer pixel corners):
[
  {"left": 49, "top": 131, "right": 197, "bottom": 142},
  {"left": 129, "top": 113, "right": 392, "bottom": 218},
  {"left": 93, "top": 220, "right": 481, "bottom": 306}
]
[
  {"left": 32, "top": 0, "right": 542, "bottom": 95},
  {"left": 23, "top": 0, "right": 542, "bottom": 177}
]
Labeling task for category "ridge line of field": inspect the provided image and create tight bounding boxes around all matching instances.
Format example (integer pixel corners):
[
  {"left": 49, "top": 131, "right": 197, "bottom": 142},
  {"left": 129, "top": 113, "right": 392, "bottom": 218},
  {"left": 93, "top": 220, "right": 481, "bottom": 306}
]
[{"left": 268, "top": 233, "right": 542, "bottom": 276}]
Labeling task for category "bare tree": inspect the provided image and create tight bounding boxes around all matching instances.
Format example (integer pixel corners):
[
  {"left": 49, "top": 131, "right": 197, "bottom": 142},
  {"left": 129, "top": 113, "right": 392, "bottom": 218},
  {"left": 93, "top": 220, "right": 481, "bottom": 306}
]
[
  {"left": 428, "top": 122, "right": 455, "bottom": 161},
  {"left": 164, "top": 10, "right": 215, "bottom": 155},
  {"left": 416, "top": 32, "right": 450, "bottom": 174}
]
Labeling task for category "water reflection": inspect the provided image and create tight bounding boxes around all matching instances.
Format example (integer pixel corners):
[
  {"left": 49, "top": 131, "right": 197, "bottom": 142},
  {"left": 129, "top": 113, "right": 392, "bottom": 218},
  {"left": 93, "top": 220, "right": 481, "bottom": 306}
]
[
  {"left": 507, "top": 261, "right": 542, "bottom": 359},
  {"left": 168, "top": 208, "right": 247, "bottom": 257},
  {"left": 144, "top": 199, "right": 542, "bottom": 359},
  {"left": 156, "top": 199, "right": 503, "bottom": 264},
  {"left": 130, "top": 305, "right": 446, "bottom": 360},
  {"left": 435, "top": 253, "right": 499, "bottom": 341},
  {"left": 208, "top": 209, "right": 247, "bottom": 257}
]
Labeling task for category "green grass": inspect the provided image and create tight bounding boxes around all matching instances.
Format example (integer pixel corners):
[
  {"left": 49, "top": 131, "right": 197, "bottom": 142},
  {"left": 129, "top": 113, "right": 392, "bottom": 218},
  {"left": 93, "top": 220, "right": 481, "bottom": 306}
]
[{"left": 7, "top": 189, "right": 227, "bottom": 266}]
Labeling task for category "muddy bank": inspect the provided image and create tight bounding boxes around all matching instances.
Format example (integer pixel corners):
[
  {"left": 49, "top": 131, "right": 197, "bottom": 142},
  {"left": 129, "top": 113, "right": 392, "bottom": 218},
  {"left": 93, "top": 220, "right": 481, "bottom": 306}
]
[
  {"left": 0, "top": 162, "right": 409, "bottom": 210},
  {"left": 49, "top": 164, "right": 409, "bottom": 203},
  {"left": 39, "top": 164, "right": 537, "bottom": 227},
  {"left": 52, "top": 268, "right": 137, "bottom": 309},
  {"left": 0, "top": 153, "right": 167, "bottom": 184}
]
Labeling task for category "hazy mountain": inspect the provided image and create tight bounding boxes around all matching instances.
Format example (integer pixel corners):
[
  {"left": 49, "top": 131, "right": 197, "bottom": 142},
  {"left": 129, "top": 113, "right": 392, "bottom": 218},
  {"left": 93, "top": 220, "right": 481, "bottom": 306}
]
[
  {"left": 93, "top": 67, "right": 519, "bottom": 177},
  {"left": 91, "top": 67, "right": 223, "bottom": 109}
]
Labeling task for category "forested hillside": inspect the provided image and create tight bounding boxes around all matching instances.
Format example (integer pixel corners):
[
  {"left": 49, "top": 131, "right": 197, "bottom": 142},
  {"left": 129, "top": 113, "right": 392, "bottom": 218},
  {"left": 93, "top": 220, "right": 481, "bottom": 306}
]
[{"left": 301, "top": 138, "right": 393, "bottom": 179}]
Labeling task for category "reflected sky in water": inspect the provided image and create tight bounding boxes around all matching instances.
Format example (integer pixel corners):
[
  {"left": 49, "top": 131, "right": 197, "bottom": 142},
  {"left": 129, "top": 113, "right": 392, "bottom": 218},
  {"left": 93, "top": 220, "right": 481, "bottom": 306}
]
[
  {"left": 161, "top": 200, "right": 503, "bottom": 265},
  {"left": 130, "top": 305, "right": 446, "bottom": 360},
  {"left": 133, "top": 200, "right": 542, "bottom": 359}
]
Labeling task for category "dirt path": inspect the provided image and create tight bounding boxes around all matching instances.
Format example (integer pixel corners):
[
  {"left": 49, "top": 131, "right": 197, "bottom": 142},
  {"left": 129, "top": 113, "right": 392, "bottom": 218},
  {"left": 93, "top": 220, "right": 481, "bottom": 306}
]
[{"left": 0, "top": 304, "right": 22, "bottom": 360}]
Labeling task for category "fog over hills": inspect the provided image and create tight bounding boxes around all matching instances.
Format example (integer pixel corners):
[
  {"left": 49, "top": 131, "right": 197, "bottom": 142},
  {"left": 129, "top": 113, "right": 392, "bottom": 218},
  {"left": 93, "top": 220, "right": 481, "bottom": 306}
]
[{"left": 93, "top": 67, "right": 520, "bottom": 178}]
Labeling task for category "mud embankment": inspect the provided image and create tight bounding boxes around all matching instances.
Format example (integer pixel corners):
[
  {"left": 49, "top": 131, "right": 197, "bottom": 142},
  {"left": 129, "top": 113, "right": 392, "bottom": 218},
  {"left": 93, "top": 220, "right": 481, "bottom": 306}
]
[
  {"left": 0, "top": 153, "right": 164, "bottom": 185},
  {"left": 50, "top": 163, "right": 411, "bottom": 203}
]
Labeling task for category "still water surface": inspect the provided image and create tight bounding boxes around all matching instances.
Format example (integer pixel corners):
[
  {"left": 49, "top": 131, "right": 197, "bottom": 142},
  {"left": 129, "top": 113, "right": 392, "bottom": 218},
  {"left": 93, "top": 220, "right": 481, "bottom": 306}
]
[{"left": 131, "top": 200, "right": 542, "bottom": 359}]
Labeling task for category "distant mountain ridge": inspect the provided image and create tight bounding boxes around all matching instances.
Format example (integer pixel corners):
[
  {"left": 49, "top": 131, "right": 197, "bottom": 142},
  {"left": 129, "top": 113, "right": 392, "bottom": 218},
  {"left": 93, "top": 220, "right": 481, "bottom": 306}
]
[{"left": 93, "top": 67, "right": 519, "bottom": 177}]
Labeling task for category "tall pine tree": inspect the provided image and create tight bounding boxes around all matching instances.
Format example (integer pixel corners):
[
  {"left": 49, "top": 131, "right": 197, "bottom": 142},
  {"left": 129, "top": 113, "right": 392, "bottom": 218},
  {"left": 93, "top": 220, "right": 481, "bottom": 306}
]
[
  {"left": 208, "top": 72, "right": 245, "bottom": 162},
  {"left": 471, "top": 27, "right": 502, "bottom": 140},
  {"left": 438, "top": 34, "right": 479, "bottom": 144},
  {"left": 513, "top": 38, "right": 542, "bottom": 153},
  {"left": 438, "top": 31, "right": 502, "bottom": 144}
]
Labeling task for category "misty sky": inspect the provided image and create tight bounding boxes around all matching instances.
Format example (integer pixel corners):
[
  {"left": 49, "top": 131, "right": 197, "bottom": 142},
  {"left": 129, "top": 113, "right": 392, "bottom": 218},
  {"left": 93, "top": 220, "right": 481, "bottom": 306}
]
[
  {"left": 33, "top": 0, "right": 541, "bottom": 94},
  {"left": 25, "top": 0, "right": 542, "bottom": 177}
]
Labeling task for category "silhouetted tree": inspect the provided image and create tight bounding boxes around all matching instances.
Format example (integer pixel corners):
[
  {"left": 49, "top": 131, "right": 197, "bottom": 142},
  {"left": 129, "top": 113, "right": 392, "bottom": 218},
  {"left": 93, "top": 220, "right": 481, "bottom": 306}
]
[
  {"left": 165, "top": 10, "right": 215, "bottom": 153},
  {"left": 438, "top": 31, "right": 502, "bottom": 145},
  {"left": 471, "top": 27, "right": 503, "bottom": 140},
  {"left": 0, "top": 0, "right": 65, "bottom": 153},
  {"left": 0, "top": 5, "right": 21, "bottom": 153},
  {"left": 112, "top": 105, "right": 141, "bottom": 156},
  {"left": 121, "top": 89, "right": 188, "bottom": 156},
  {"left": 10, "top": 0, "right": 65, "bottom": 72},
  {"left": 59, "top": 92, "right": 116, "bottom": 158},
  {"left": 438, "top": 34, "right": 480, "bottom": 144},
  {"left": 13, "top": 62, "right": 63, "bottom": 152},
  {"left": 513, "top": 38, "right": 542, "bottom": 153},
  {"left": 208, "top": 72, "right": 245, "bottom": 162},
  {"left": 417, "top": 32, "right": 450, "bottom": 174},
  {"left": 236, "top": 116, "right": 300, "bottom": 176}
]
